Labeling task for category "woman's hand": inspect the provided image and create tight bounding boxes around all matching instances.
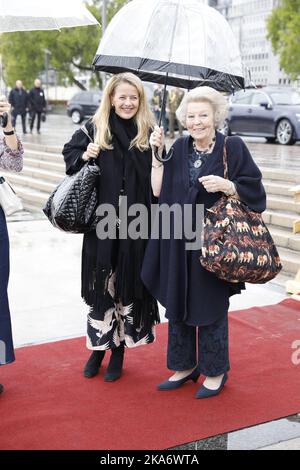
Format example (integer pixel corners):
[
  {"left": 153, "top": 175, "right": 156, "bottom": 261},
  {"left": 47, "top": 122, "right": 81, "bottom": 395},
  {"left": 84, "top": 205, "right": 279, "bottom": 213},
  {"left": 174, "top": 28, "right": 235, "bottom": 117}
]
[
  {"left": 0, "top": 95, "right": 12, "bottom": 129},
  {"left": 199, "top": 175, "right": 234, "bottom": 194},
  {"left": 150, "top": 125, "right": 165, "bottom": 153},
  {"left": 82, "top": 143, "right": 100, "bottom": 161}
]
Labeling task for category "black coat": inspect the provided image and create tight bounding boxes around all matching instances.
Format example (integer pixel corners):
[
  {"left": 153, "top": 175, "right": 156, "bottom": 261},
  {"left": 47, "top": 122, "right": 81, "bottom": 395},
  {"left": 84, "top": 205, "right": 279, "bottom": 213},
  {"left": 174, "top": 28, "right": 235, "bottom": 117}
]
[
  {"left": 8, "top": 88, "right": 28, "bottom": 114},
  {"left": 28, "top": 87, "right": 46, "bottom": 113},
  {"left": 141, "top": 131, "right": 267, "bottom": 327}
]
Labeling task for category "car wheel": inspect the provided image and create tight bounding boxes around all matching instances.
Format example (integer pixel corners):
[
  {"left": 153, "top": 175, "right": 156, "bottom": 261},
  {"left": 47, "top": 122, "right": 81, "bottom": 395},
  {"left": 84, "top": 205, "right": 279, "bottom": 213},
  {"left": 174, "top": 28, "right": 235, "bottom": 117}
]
[
  {"left": 221, "top": 119, "right": 231, "bottom": 136},
  {"left": 276, "top": 119, "right": 295, "bottom": 145},
  {"left": 71, "top": 110, "right": 83, "bottom": 124}
]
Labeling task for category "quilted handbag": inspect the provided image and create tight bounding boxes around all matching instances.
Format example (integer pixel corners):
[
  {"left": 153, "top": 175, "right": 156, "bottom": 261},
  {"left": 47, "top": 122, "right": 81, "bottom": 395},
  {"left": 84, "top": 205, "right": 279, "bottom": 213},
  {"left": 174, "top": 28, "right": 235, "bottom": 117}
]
[
  {"left": 199, "top": 140, "right": 282, "bottom": 284},
  {"left": 43, "top": 162, "right": 100, "bottom": 233}
]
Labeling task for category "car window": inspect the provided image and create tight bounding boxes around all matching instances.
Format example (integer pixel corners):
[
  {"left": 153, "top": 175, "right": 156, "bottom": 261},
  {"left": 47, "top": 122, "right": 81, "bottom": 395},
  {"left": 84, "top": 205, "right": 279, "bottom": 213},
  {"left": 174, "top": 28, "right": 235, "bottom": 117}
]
[
  {"left": 92, "top": 94, "right": 101, "bottom": 105},
  {"left": 231, "top": 91, "right": 253, "bottom": 104},
  {"left": 251, "top": 93, "right": 269, "bottom": 105},
  {"left": 71, "top": 93, "right": 82, "bottom": 101},
  {"left": 268, "top": 91, "right": 300, "bottom": 105}
]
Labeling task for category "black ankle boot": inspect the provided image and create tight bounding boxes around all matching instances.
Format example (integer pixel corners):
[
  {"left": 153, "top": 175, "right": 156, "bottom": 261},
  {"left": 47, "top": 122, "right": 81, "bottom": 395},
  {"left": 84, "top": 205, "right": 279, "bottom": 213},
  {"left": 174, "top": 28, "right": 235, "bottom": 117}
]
[
  {"left": 0, "top": 384, "right": 4, "bottom": 394},
  {"left": 104, "top": 344, "right": 125, "bottom": 382},
  {"left": 83, "top": 350, "right": 106, "bottom": 378}
]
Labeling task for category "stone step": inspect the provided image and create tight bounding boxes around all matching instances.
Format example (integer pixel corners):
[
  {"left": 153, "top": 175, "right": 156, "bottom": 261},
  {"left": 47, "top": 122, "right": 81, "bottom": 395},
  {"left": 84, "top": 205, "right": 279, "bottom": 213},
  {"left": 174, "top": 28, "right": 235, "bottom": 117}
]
[
  {"left": 267, "top": 194, "right": 300, "bottom": 214},
  {"left": 261, "top": 167, "right": 300, "bottom": 184},
  {"left": 278, "top": 247, "right": 300, "bottom": 275},
  {"left": 21, "top": 164, "right": 64, "bottom": 184},
  {"left": 268, "top": 225, "right": 300, "bottom": 252},
  {"left": 24, "top": 149, "right": 65, "bottom": 164},
  {"left": 263, "top": 180, "right": 295, "bottom": 197},
  {"left": 23, "top": 157, "right": 65, "bottom": 173},
  {"left": 263, "top": 210, "right": 299, "bottom": 230},
  {"left": 4, "top": 173, "right": 56, "bottom": 194},
  {"left": 24, "top": 142, "right": 63, "bottom": 154},
  {"left": 12, "top": 185, "right": 48, "bottom": 208}
]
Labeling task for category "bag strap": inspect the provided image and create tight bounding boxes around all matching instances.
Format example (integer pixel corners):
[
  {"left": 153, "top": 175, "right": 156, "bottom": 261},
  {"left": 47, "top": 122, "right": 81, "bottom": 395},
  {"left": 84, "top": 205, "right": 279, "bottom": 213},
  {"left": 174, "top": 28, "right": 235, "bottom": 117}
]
[{"left": 223, "top": 136, "right": 229, "bottom": 180}]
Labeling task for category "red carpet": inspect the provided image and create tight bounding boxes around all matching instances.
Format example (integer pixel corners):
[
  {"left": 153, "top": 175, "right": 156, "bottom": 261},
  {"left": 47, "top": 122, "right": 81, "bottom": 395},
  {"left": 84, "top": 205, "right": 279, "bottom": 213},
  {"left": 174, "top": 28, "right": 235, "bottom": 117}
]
[{"left": 0, "top": 298, "right": 300, "bottom": 450}]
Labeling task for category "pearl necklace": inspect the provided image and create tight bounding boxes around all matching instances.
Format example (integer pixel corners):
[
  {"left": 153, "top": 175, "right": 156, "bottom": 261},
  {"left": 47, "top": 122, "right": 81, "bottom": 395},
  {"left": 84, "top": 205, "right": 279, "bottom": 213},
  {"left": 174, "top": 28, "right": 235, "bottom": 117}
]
[{"left": 193, "top": 135, "right": 216, "bottom": 168}]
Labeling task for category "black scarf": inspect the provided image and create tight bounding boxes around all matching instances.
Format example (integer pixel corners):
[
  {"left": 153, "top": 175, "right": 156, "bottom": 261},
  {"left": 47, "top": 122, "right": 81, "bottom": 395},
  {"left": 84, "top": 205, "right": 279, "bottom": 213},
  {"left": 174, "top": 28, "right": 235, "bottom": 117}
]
[{"left": 81, "top": 110, "right": 159, "bottom": 328}]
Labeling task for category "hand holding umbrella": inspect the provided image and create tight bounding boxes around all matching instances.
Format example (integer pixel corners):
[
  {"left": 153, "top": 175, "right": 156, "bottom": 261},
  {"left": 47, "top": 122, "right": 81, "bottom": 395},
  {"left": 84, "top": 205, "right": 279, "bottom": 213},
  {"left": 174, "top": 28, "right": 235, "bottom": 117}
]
[{"left": 150, "top": 125, "right": 165, "bottom": 158}]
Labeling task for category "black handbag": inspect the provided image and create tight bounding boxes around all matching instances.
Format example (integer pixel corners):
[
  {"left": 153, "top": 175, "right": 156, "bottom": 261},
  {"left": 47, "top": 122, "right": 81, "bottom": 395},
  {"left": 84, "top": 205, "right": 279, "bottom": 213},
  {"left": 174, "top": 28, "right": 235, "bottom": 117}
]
[{"left": 43, "top": 162, "right": 100, "bottom": 233}]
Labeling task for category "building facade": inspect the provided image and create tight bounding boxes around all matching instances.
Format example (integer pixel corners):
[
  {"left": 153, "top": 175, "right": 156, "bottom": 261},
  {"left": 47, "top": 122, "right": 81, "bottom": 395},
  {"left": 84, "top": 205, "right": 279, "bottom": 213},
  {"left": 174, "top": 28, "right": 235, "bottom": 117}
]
[{"left": 208, "top": 0, "right": 300, "bottom": 88}]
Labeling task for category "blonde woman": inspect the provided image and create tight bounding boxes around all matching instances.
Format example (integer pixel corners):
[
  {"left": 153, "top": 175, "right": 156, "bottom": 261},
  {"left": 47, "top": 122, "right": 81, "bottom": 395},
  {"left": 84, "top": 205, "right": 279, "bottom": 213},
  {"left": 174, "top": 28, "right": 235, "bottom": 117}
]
[
  {"left": 142, "top": 86, "right": 266, "bottom": 399},
  {"left": 63, "top": 73, "right": 159, "bottom": 382}
]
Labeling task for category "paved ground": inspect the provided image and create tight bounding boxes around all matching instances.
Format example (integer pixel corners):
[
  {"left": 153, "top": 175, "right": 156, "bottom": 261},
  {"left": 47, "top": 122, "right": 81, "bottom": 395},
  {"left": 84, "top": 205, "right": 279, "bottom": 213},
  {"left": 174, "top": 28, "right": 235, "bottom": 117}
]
[{"left": 5, "top": 114, "right": 300, "bottom": 450}]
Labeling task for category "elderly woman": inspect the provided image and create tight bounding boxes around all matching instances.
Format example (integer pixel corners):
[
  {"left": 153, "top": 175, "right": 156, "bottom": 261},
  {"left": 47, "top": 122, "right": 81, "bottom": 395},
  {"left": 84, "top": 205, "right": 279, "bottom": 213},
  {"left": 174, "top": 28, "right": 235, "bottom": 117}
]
[
  {"left": 63, "top": 73, "right": 159, "bottom": 383},
  {"left": 141, "top": 86, "right": 266, "bottom": 399},
  {"left": 0, "top": 96, "right": 24, "bottom": 395}
]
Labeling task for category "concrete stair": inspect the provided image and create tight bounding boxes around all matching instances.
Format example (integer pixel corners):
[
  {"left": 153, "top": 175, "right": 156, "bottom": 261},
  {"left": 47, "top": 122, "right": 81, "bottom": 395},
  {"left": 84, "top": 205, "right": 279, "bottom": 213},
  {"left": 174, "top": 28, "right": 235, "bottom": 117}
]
[
  {"left": 261, "top": 168, "right": 300, "bottom": 276},
  {"left": 2, "top": 144, "right": 300, "bottom": 279},
  {"left": 2, "top": 143, "right": 65, "bottom": 212}
]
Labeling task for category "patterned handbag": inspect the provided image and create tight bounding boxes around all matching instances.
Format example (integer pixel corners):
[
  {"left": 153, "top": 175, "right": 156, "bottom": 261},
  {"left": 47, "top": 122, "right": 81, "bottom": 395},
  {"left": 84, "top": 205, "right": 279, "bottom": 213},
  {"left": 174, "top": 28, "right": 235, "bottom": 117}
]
[{"left": 199, "top": 140, "right": 282, "bottom": 284}]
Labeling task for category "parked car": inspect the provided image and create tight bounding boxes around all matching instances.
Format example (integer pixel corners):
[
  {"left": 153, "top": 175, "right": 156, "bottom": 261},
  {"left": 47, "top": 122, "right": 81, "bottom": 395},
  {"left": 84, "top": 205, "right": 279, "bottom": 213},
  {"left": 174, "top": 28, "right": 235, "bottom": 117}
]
[
  {"left": 224, "top": 87, "right": 300, "bottom": 145},
  {"left": 67, "top": 90, "right": 102, "bottom": 124}
]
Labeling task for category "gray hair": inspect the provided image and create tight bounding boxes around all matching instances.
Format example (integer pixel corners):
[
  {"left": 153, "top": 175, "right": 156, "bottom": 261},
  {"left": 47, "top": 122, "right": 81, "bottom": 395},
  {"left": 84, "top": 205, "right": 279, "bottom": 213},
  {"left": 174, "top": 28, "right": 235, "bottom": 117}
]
[{"left": 176, "top": 86, "right": 229, "bottom": 129}]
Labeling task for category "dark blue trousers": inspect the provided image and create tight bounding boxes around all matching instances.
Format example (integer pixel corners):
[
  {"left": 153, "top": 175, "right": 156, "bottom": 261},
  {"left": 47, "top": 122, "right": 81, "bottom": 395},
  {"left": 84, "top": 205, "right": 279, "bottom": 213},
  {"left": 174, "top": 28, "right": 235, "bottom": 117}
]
[
  {"left": 0, "top": 207, "right": 15, "bottom": 365},
  {"left": 167, "top": 314, "right": 230, "bottom": 377}
]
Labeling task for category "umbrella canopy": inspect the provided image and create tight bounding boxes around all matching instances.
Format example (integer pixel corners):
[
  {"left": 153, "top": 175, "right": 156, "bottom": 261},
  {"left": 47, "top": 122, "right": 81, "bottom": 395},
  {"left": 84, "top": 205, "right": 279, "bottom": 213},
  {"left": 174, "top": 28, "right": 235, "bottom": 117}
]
[
  {"left": 0, "top": 0, "right": 99, "bottom": 32},
  {"left": 93, "top": 0, "right": 244, "bottom": 93}
]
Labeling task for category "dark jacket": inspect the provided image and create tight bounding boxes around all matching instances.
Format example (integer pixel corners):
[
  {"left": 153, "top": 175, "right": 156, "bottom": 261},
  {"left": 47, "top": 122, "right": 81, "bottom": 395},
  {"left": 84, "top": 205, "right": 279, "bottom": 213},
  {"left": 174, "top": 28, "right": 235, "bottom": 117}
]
[
  {"left": 62, "top": 118, "right": 159, "bottom": 328},
  {"left": 28, "top": 87, "right": 46, "bottom": 113},
  {"left": 8, "top": 88, "right": 28, "bottom": 114},
  {"left": 141, "top": 131, "right": 267, "bottom": 327}
]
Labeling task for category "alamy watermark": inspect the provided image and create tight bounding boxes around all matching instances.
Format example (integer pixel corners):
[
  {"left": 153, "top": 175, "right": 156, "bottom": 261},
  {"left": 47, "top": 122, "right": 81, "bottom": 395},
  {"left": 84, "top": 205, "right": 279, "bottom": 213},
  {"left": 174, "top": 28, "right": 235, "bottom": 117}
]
[
  {"left": 95, "top": 197, "right": 205, "bottom": 251},
  {"left": 291, "top": 340, "right": 300, "bottom": 366}
]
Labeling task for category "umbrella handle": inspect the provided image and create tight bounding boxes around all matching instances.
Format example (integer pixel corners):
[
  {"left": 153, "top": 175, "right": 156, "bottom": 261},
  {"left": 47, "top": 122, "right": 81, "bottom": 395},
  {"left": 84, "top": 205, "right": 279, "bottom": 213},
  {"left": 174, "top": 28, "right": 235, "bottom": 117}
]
[
  {"left": 154, "top": 146, "right": 174, "bottom": 163},
  {"left": 0, "top": 112, "right": 8, "bottom": 128}
]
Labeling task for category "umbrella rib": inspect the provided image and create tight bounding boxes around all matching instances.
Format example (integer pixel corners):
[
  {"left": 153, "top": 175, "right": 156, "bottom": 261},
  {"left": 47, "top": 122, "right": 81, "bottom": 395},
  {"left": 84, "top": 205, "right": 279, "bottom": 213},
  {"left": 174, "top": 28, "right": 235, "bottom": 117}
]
[
  {"left": 139, "top": 1, "right": 162, "bottom": 71},
  {"left": 167, "top": 2, "right": 180, "bottom": 63},
  {"left": 183, "top": 3, "right": 192, "bottom": 89}
]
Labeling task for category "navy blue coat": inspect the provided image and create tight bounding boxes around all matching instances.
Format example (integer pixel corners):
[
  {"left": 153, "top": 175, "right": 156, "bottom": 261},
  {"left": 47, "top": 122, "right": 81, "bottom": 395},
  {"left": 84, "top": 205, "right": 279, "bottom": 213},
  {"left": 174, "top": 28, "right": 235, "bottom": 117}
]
[{"left": 141, "top": 131, "right": 266, "bottom": 327}]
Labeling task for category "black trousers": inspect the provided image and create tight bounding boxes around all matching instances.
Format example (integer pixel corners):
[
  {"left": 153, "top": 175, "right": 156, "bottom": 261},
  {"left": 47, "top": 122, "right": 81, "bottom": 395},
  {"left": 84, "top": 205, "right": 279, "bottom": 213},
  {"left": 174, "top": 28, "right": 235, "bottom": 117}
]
[
  {"left": 167, "top": 315, "right": 230, "bottom": 377},
  {"left": 11, "top": 111, "right": 27, "bottom": 133},
  {"left": 30, "top": 111, "right": 42, "bottom": 131}
]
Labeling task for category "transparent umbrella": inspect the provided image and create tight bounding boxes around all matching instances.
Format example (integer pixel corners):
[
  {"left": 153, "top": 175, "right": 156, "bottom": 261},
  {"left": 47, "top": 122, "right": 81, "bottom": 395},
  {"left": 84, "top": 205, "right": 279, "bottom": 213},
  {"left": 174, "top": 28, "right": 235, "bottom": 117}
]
[
  {"left": 0, "top": 0, "right": 100, "bottom": 126},
  {"left": 0, "top": 0, "right": 99, "bottom": 32},
  {"left": 92, "top": 0, "right": 245, "bottom": 161}
]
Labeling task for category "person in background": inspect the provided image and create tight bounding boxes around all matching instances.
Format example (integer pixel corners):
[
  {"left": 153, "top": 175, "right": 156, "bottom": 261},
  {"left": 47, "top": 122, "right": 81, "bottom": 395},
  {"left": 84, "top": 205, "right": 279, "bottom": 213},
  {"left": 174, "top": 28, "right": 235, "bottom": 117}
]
[
  {"left": 168, "top": 87, "right": 184, "bottom": 139},
  {"left": 28, "top": 79, "right": 47, "bottom": 134},
  {"left": 8, "top": 80, "right": 28, "bottom": 135},
  {"left": 0, "top": 95, "right": 24, "bottom": 395},
  {"left": 151, "top": 84, "right": 168, "bottom": 135}
]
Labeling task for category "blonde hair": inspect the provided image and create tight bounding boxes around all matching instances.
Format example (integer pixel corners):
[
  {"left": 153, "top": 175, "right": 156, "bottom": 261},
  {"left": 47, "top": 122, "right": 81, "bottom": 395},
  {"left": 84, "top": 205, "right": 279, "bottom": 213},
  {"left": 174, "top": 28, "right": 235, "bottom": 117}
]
[
  {"left": 93, "top": 73, "right": 155, "bottom": 151},
  {"left": 176, "top": 86, "right": 229, "bottom": 129}
]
